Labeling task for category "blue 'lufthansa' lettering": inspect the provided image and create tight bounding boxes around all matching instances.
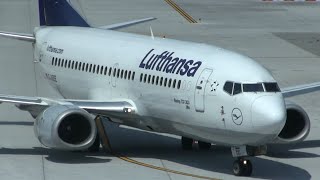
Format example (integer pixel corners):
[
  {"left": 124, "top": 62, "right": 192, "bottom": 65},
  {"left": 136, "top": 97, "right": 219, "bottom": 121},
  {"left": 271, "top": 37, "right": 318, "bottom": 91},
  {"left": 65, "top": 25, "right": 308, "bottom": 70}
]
[{"left": 139, "top": 49, "right": 202, "bottom": 77}]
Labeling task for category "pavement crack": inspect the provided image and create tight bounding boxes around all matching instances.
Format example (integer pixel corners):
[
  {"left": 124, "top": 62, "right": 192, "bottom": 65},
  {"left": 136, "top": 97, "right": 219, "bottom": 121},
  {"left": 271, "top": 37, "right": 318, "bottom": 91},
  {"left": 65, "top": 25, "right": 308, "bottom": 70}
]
[{"left": 160, "top": 159, "right": 172, "bottom": 180}]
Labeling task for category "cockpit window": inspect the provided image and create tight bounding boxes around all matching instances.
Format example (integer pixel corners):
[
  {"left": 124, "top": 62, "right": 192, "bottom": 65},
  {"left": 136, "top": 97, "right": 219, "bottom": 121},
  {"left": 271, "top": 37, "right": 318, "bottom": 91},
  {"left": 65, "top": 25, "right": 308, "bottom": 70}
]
[
  {"left": 233, "top": 83, "right": 242, "bottom": 95},
  {"left": 223, "top": 81, "right": 233, "bottom": 95},
  {"left": 264, "top": 82, "right": 280, "bottom": 92},
  {"left": 243, "top": 83, "right": 264, "bottom": 92}
]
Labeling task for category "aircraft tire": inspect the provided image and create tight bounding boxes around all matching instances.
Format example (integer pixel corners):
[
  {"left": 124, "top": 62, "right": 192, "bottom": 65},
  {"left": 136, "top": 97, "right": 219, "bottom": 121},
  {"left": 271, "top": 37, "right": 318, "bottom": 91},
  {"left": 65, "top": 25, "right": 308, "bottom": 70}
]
[
  {"left": 233, "top": 159, "right": 252, "bottom": 176},
  {"left": 243, "top": 160, "right": 253, "bottom": 176},
  {"left": 181, "top": 137, "right": 193, "bottom": 150}
]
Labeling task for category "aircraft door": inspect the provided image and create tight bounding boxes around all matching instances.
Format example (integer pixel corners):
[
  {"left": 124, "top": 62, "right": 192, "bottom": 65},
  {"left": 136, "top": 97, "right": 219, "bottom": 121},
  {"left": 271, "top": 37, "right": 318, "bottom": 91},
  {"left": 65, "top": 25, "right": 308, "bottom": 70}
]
[
  {"left": 112, "top": 63, "right": 119, "bottom": 87},
  {"left": 194, "top": 68, "right": 213, "bottom": 112},
  {"left": 37, "top": 42, "right": 47, "bottom": 63}
]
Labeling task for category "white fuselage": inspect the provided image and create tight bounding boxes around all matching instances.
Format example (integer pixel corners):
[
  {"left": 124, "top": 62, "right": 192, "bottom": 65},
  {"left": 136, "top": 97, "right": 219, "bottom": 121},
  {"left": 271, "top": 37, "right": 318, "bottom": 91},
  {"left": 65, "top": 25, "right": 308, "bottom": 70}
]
[{"left": 34, "top": 27, "right": 287, "bottom": 146}]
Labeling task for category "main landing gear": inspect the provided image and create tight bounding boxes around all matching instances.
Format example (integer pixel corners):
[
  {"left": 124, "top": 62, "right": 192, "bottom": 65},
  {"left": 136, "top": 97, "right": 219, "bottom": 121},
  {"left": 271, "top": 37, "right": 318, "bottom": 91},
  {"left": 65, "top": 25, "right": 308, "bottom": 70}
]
[
  {"left": 88, "top": 132, "right": 101, "bottom": 152},
  {"left": 231, "top": 145, "right": 267, "bottom": 177}
]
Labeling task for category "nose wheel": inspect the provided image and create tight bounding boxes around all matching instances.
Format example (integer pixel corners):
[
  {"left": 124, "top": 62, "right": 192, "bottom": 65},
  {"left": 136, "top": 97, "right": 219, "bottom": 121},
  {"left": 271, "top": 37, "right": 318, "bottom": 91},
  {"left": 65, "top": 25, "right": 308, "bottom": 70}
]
[{"left": 232, "top": 158, "right": 252, "bottom": 176}]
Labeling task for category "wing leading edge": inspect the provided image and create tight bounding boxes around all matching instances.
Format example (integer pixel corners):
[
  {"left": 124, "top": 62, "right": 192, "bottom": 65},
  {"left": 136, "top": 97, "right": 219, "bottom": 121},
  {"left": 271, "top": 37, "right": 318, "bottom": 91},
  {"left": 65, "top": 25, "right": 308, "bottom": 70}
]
[
  {"left": 282, "top": 82, "right": 320, "bottom": 98},
  {"left": 0, "top": 94, "right": 136, "bottom": 119},
  {"left": 100, "top": 17, "right": 156, "bottom": 30}
]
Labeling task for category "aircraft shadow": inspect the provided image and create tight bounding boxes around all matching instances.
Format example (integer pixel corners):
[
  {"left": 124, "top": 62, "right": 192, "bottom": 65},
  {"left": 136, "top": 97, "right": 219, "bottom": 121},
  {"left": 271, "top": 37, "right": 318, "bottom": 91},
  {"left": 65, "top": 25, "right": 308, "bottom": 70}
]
[
  {"left": 0, "top": 147, "right": 110, "bottom": 164},
  {"left": 0, "top": 120, "right": 315, "bottom": 179},
  {"left": 267, "top": 141, "right": 320, "bottom": 158},
  {"left": 103, "top": 121, "right": 313, "bottom": 180}
]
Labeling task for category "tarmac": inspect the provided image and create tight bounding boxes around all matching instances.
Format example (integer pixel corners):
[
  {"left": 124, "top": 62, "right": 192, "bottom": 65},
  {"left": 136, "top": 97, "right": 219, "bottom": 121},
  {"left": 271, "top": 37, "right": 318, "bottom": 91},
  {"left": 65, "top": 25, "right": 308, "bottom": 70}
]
[{"left": 0, "top": 0, "right": 320, "bottom": 179}]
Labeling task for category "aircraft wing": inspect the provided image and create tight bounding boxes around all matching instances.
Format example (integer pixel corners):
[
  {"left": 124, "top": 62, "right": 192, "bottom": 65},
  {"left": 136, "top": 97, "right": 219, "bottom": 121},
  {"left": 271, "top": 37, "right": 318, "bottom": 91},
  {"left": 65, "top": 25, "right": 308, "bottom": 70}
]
[
  {"left": 99, "top": 17, "right": 156, "bottom": 30},
  {"left": 282, "top": 82, "right": 320, "bottom": 98},
  {"left": 0, "top": 94, "right": 136, "bottom": 119}
]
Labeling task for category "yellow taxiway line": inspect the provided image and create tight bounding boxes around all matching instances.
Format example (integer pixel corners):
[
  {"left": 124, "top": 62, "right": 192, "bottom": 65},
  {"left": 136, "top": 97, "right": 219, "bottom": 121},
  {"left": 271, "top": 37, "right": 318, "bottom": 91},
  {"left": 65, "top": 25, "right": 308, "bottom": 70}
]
[
  {"left": 95, "top": 117, "right": 221, "bottom": 180},
  {"left": 164, "top": 0, "right": 198, "bottom": 23}
]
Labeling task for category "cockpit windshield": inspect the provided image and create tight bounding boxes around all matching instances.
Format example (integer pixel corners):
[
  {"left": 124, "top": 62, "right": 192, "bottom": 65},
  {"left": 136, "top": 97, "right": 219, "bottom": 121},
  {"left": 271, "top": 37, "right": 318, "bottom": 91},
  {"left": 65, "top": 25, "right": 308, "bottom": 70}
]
[
  {"left": 264, "top": 82, "right": 280, "bottom": 92},
  {"left": 223, "top": 81, "right": 281, "bottom": 96},
  {"left": 243, "top": 83, "right": 264, "bottom": 92}
]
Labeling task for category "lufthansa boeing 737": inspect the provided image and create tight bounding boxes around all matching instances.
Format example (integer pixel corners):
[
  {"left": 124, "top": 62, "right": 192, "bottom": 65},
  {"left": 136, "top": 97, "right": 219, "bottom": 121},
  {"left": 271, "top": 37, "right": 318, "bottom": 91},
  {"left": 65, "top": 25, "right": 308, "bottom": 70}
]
[{"left": 0, "top": 0, "right": 319, "bottom": 177}]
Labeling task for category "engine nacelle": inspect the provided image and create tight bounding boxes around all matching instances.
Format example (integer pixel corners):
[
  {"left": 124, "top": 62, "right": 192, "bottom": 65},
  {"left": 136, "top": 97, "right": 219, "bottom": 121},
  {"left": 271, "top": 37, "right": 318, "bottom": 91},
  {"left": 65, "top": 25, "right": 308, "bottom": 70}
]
[
  {"left": 274, "top": 101, "right": 310, "bottom": 144},
  {"left": 34, "top": 105, "right": 97, "bottom": 150}
]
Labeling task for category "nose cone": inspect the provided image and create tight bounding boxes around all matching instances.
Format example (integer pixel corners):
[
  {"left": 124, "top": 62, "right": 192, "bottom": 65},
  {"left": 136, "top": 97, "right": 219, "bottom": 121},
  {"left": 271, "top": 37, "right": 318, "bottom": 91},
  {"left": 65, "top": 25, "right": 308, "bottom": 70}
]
[{"left": 251, "top": 95, "right": 286, "bottom": 135}]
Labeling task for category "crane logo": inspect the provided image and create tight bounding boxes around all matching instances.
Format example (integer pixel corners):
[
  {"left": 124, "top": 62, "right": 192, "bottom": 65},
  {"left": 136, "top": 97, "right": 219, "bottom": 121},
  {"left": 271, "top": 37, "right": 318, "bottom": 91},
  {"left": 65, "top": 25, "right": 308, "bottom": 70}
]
[{"left": 232, "top": 108, "right": 243, "bottom": 125}]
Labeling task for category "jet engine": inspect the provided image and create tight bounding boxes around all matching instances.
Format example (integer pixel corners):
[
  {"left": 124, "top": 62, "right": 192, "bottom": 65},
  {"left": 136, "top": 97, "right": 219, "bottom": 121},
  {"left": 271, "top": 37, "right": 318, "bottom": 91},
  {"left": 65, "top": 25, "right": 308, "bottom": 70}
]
[
  {"left": 34, "top": 105, "right": 97, "bottom": 150},
  {"left": 274, "top": 101, "right": 310, "bottom": 144}
]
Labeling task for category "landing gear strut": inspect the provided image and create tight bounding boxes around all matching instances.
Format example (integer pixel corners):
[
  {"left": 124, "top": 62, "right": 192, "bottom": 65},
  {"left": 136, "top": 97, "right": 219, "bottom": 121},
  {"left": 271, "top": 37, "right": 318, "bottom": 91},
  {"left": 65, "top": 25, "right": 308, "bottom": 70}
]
[
  {"left": 198, "top": 141, "right": 211, "bottom": 150},
  {"left": 88, "top": 132, "right": 101, "bottom": 152},
  {"left": 181, "top": 137, "right": 193, "bottom": 150}
]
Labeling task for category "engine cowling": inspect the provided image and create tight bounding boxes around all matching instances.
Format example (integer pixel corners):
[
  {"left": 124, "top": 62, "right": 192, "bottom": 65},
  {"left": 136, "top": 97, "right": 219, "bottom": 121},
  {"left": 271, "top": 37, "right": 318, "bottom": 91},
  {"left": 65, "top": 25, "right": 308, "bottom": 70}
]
[
  {"left": 274, "top": 101, "right": 310, "bottom": 144},
  {"left": 34, "top": 105, "right": 97, "bottom": 150}
]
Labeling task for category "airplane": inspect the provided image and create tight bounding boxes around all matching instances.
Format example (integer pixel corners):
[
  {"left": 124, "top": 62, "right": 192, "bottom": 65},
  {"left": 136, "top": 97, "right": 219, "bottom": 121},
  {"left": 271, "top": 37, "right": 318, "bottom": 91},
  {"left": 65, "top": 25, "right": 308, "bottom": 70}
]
[{"left": 0, "top": 0, "right": 319, "bottom": 177}]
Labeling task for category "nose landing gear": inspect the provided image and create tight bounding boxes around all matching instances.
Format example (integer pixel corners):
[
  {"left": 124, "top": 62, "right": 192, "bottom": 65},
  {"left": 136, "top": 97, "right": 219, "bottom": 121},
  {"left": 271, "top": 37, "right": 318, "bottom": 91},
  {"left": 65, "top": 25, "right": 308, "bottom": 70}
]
[
  {"left": 233, "top": 158, "right": 252, "bottom": 176},
  {"left": 231, "top": 145, "right": 267, "bottom": 177}
]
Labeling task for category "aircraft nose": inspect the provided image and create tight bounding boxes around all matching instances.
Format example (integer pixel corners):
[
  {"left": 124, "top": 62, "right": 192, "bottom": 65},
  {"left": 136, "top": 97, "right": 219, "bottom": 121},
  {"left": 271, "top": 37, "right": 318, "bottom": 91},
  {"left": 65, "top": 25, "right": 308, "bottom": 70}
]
[{"left": 251, "top": 95, "right": 286, "bottom": 134}]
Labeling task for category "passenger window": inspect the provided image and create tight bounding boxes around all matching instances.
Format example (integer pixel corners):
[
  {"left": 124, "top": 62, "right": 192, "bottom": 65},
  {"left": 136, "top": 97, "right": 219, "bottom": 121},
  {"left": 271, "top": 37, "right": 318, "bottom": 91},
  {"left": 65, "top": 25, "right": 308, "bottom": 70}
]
[
  {"left": 113, "top": 68, "right": 116, "bottom": 77},
  {"left": 152, "top": 76, "right": 155, "bottom": 84},
  {"left": 109, "top": 68, "right": 112, "bottom": 76},
  {"left": 93, "top": 65, "right": 96, "bottom": 73},
  {"left": 61, "top": 59, "right": 64, "bottom": 67},
  {"left": 104, "top": 67, "right": 108, "bottom": 75},
  {"left": 140, "top": 73, "right": 143, "bottom": 82},
  {"left": 160, "top": 77, "right": 163, "bottom": 86},
  {"left": 75, "top": 62, "right": 79, "bottom": 70},
  {"left": 121, "top": 70, "right": 124, "bottom": 79},
  {"left": 58, "top": 59, "right": 61, "bottom": 66},
  {"left": 144, "top": 74, "right": 147, "bottom": 83},
  {"left": 177, "top": 80, "right": 181, "bottom": 89},
  {"left": 148, "top": 75, "right": 151, "bottom": 84},
  {"left": 168, "top": 79, "right": 172, "bottom": 88},
  {"left": 55, "top": 58, "right": 58, "bottom": 66},
  {"left": 117, "top": 69, "right": 120, "bottom": 78},
  {"left": 79, "top": 62, "right": 82, "bottom": 71},
  {"left": 128, "top": 71, "right": 132, "bottom": 79},
  {"left": 97, "top": 65, "right": 100, "bottom": 74},
  {"left": 132, "top": 72, "right": 135, "bottom": 80},
  {"left": 52, "top": 58, "right": 54, "bottom": 65},
  {"left": 156, "top": 76, "right": 159, "bottom": 85},
  {"left": 173, "top": 79, "right": 176, "bottom": 88},
  {"left": 90, "top": 64, "right": 93, "bottom": 72},
  {"left": 124, "top": 70, "right": 127, "bottom": 79},
  {"left": 233, "top": 83, "right": 242, "bottom": 95},
  {"left": 65, "top": 60, "right": 68, "bottom": 68},
  {"left": 223, "top": 81, "right": 233, "bottom": 95},
  {"left": 86, "top": 63, "right": 89, "bottom": 72},
  {"left": 68, "top": 61, "right": 71, "bottom": 69},
  {"left": 164, "top": 78, "right": 167, "bottom": 87}
]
